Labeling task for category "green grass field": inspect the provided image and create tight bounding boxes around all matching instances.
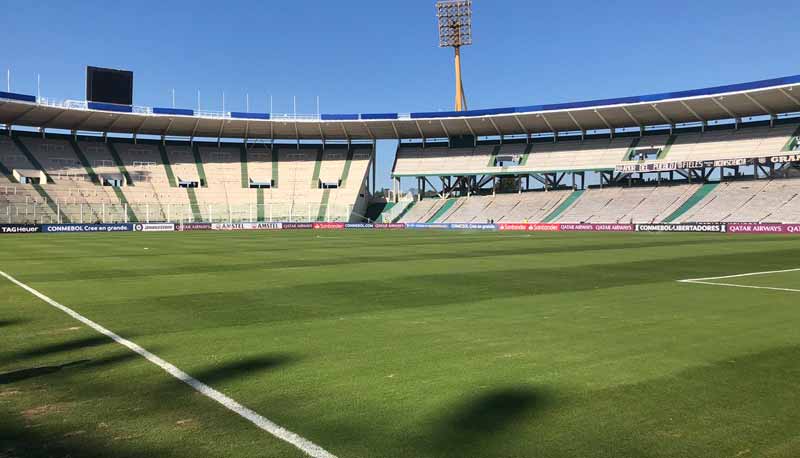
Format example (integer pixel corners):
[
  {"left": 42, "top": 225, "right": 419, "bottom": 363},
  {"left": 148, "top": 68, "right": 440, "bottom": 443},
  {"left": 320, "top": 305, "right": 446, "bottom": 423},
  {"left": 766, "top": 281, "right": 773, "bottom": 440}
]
[{"left": 2, "top": 230, "right": 800, "bottom": 458}]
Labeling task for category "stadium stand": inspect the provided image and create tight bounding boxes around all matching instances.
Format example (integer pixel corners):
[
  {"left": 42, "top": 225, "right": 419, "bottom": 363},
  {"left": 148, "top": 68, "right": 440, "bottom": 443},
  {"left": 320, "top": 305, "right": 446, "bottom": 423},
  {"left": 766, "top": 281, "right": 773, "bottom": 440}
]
[
  {"left": 3, "top": 74, "right": 800, "bottom": 225},
  {"left": 0, "top": 131, "right": 373, "bottom": 224}
]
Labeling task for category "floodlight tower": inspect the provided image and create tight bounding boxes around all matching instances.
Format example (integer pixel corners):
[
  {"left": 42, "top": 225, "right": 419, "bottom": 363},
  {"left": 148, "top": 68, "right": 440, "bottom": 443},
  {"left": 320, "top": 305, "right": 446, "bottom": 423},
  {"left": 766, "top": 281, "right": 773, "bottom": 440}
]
[{"left": 437, "top": 0, "right": 472, "bottom": 111}]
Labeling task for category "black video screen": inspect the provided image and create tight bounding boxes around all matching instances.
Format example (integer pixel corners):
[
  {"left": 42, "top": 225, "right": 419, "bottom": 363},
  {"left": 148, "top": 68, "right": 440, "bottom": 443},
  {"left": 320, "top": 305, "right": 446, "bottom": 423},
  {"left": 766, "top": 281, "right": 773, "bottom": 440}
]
[{"left": 86, "top": 66, "right": 133, "bottom": 105}]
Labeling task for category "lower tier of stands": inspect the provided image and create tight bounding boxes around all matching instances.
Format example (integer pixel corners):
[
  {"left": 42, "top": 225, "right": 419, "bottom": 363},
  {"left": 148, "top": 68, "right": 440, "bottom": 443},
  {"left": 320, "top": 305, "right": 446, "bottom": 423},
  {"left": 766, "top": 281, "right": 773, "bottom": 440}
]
[
  {"left": 393, "top": 176, "right": 800, "bottom": 224},
  {"left": 0, "top": 132, "right": 373, "bottom": 224}
]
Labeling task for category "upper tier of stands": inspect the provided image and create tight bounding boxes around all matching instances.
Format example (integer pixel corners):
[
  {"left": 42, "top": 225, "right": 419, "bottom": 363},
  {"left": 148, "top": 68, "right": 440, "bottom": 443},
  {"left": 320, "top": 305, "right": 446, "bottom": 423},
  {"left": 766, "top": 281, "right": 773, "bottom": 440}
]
[{"left": 394, "top": 122, "right": 800, "bottom": 177}]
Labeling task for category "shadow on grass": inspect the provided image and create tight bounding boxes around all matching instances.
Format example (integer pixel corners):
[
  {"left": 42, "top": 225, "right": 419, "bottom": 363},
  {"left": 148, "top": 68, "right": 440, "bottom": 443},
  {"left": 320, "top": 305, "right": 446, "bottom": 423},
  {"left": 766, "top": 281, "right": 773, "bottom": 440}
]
[
  {"left": 189, "top": 354, "right": 300, "bottom": 385},
  {"left": 17, "top": 335, "right": 114, "bottom": 360},
  {"left": 0, "top": 360, "right": 90, "bottom": 384},
  {"left": 0, "top": 318, "right": 29, "bottom": 328},
  {"left": 426, "top": 386, "right": 554, "bottom": 454},
  {"left": 0, "top": 350, "right": 147, "bottom": 385}
]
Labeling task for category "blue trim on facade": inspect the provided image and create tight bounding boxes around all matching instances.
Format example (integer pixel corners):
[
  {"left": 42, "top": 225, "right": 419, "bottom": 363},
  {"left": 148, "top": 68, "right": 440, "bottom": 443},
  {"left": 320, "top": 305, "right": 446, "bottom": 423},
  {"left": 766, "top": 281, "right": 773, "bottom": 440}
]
[
  {"left": 153, "top": 107, "right": 194, "bottom": 116},
  {"left": 0, "top": 91, "right": 37, "bottom": 103},
  {"left": 230, "top": 112, "right": 270, "bottom": 120},
  {"left": 412, "top": 74, "right": 800, "bottom": 119},
  {"left": 87, "top": 102, "right": 133, "bottom": 113},
  {"left": 360, "top": 113, "right": 399, "bottom": 120},
  {"left": 321, "top": 114, "right": 359, "bottom": 121}
]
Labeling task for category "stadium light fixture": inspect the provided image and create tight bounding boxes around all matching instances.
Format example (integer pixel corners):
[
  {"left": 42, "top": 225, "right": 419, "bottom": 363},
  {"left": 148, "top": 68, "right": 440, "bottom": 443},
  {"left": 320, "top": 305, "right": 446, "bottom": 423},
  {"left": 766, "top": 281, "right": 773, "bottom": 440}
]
[{"left": 436, "top": 0, "right": 472, "bottom": 111}]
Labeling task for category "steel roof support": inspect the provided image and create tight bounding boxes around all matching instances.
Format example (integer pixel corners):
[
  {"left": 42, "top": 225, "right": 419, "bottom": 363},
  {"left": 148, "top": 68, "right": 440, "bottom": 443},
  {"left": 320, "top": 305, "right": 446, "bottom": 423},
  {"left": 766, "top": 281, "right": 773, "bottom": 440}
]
[
  {"left": 414, "top": 120, "right": 426, "bottom": 148},
  {"left": 711, "top": 97, "right": 738, "bottom": 126},
  {"left": 778, "top": 88, "right": 800, "bottom": 108},
  {"left": 338, "top": 122, "right": 348, "bottom": 141},
  {"left": 593, "top": 110, "right": 614, "bottom": 138},
  {"left": 620, "top": 107, "right": 643, "bottom": 135},
  {"left": 679, "top": 101, "right": 704, "bottom": 123},
  {"left": 512, "top": 115, "right": 530, "bottom": 143},
  {"left": 161, "top": 118, "right": 174, "bottom": 138},
  {"left": 463, "top": 118, "right": 477, "bottom": 145},
  {"left": 294, "top": 122, "right": 300, "bottom": 149},
  {"left": 317, "top": 122, "right": 325, "bottom": 143},
  {"left": 269, "top": 120, "right": 274, "bottom": 144},
  {"left": 487, "top": 117, "right": 502, "bottom": 143},
  {"left": 538, "top": 114, "right": 556, "bottom": 142},
  {"left": 743, "top": 93, "right": 772, "bottom": 116},
  {"left": 103, "top": 114, "right": 126, "bottom": 133},
  {"left": 244, "top": 121, "right": 250, "bottom": 144},
  {"left": 40, "top": 110, "right": 68, "bottom": 129},
  {"left": 363, "top": 122, "right": 376, "bottom": 142},
  {"left": 73, "top": 112, "right": 96, "bottom": 133},
  {"left": 8, "top": 105, "right": 38, "bottom": 125},
  {"left": 390, "top": 121, "right": 400, "bottom": 139},
  {"left": 190, "top": 118, "right": 201, "bottom": 145},
  {"left": 649, "top": 104, "right": 673, "bottom": 129},
  {"left": 566, "top": 111, "right": 583, "bottom": 132},
  {"left": 439, "top": 120, "right": 451, "bottom": 147},
  {"left": 217, "top": 119, "right": 225, "bottom": 147}
]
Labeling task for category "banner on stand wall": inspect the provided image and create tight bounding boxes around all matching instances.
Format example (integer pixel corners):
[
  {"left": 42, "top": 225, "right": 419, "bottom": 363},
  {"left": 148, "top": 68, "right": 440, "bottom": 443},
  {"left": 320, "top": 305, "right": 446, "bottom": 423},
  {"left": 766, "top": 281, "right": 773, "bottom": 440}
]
[
  {"left": 41, "top": 224, "right": 133, "bottom": 233},
  {"left": 134, "top": 223, "right": 175, "bottom": 232},
  {"left": 635, "top": 223, "right": 726, "bottom": 233},
  {"left": 0, "top": 224, "right": 41, "bottom": 234}
]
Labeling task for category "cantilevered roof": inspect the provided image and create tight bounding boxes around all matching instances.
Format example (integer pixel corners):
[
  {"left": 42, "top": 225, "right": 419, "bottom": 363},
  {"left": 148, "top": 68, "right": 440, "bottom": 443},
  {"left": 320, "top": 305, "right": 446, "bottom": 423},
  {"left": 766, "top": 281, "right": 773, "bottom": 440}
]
[{"left": 1, "top": 74, "right": 800, "bottom": 140}]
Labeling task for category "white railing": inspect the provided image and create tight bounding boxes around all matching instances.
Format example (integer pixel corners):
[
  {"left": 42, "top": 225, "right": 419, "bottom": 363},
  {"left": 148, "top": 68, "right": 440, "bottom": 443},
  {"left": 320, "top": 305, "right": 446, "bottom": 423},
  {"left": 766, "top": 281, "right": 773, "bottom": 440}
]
[{"left": 15, "top": 95, "right": 403, "bottom": 124}]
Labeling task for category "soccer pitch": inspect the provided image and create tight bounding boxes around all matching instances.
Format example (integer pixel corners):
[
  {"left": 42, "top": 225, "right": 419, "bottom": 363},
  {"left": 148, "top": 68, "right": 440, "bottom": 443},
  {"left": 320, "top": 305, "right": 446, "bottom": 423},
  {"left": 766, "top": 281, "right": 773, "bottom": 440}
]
[{"left": 2, "top": 230, "right": 800, "bottom": 458}]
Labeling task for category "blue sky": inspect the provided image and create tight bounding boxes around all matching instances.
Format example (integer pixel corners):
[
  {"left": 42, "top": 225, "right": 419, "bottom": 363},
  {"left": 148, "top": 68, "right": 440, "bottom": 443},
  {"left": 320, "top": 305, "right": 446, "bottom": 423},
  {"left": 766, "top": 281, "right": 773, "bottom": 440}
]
[{"left": 3, "top": 0, "right": 800, "bottom": 188}]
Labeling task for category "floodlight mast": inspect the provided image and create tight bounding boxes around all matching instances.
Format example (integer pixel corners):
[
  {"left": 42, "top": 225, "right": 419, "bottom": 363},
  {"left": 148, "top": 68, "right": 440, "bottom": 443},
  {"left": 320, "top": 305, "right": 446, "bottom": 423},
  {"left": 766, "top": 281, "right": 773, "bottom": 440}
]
[{"left": 437, "top": 0, "right": 472, "bottom": 112}]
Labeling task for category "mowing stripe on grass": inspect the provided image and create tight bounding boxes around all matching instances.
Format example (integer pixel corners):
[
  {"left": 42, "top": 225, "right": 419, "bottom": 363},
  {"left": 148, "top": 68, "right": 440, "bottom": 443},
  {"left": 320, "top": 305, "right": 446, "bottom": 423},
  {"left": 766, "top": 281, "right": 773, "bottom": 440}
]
[{"left": 0, "top": 270, "right": 337, "bottom": 458}]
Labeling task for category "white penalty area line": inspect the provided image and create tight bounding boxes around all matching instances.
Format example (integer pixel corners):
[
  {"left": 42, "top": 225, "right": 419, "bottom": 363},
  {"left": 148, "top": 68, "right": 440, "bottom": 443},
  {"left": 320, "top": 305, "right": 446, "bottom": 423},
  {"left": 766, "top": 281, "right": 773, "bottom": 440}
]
[
  {"left": 0, "top": 270, "right": 337, "bottom": 458},
  {"left": 677, "top": 268, "right": 800, "bottom": 293}
]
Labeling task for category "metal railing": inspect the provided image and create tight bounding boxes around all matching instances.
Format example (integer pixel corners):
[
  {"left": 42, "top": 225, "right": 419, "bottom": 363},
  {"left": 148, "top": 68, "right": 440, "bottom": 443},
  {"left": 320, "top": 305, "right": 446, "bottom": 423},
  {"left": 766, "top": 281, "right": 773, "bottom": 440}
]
[{"left": 27, "top": 96, "right": 411, "bottom": 123}]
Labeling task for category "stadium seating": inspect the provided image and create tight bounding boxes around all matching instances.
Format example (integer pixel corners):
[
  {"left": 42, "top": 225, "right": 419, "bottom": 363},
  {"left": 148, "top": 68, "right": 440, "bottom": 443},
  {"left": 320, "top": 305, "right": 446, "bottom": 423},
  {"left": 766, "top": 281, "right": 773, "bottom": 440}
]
[{"left": 0, "top": 132, "right": 373, "bottom": 223}]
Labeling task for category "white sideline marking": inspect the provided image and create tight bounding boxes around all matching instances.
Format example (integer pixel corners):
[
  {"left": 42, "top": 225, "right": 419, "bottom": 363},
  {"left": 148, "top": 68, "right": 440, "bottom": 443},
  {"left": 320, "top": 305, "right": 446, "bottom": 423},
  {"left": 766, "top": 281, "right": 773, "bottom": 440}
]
[
  {"left": 0, "top": 270, "right": 337, "bottom": 458},
  {"left": 677, "top": 268, "right": 800, "bottom": 293}
]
